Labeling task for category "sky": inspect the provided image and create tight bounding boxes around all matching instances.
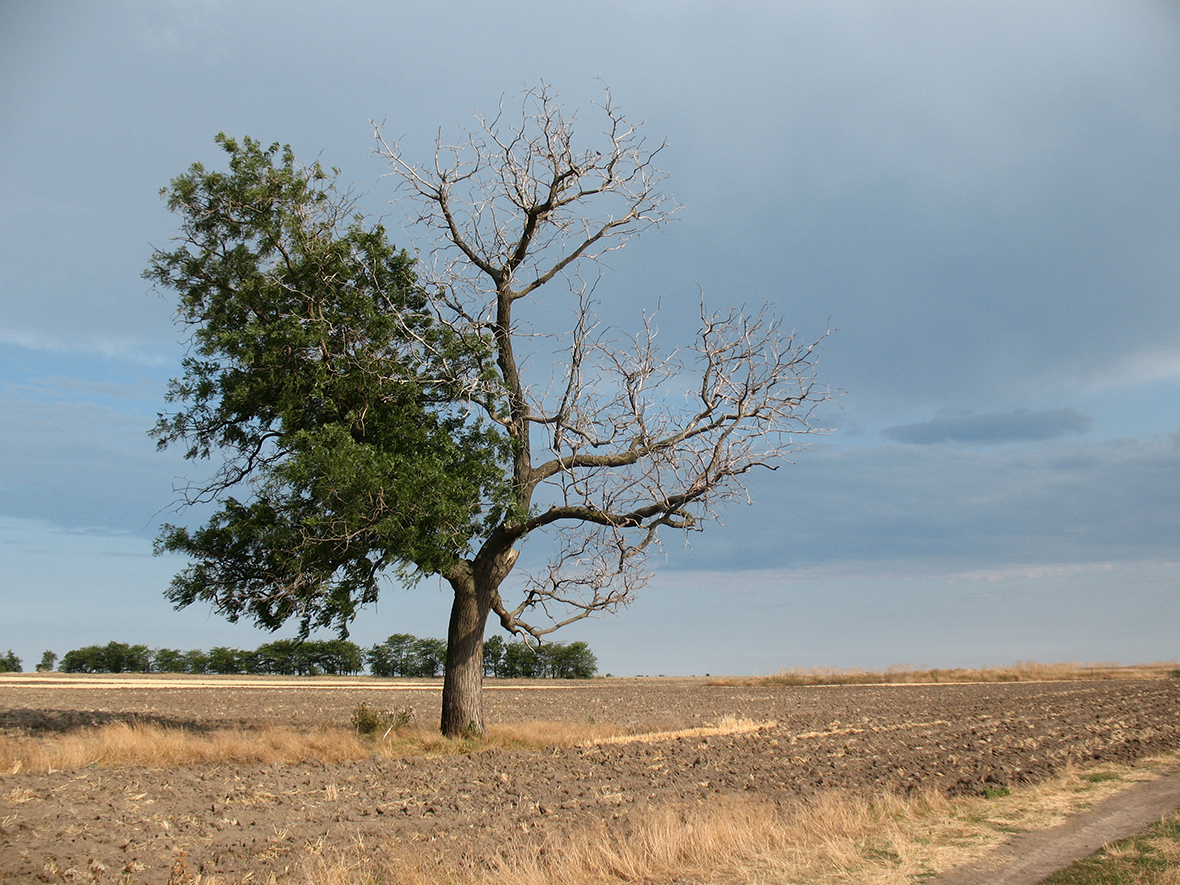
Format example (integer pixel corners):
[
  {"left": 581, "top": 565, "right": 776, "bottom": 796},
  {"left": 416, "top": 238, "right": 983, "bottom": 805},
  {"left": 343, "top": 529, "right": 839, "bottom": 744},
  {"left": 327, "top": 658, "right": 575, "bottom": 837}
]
[{"left": 2, "top": 0, "right": 1179, "bottom": 677}]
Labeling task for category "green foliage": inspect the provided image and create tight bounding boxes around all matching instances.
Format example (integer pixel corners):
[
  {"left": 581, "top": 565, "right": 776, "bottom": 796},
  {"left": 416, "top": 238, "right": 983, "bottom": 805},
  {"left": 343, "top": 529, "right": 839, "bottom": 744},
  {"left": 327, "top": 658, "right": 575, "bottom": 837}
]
[
  {"left": 350, "top": 702, "right": 388, "bottom": 736},
  {"left": 500, "top": 639, "right": 545, "bottom": 678},
  {"left": 59, "top": 642, "right": 151, "bottom": 674},
  {"left": 492, "top": 639, "right": 597, "bottom": 679},
  {"left": 57, "top": 639, "right": 362, "bottom": 675},
  {"left": 0, "top": 650, "right": 22, "bottom": 673},
  {"left": 52, "top": 635, "right": 595, "bottom": 677},
  {"left": 207, "top": 645, "right": 248, "bottom": 674},
  {"left": 147, "top": 134, "right": 511, "bottom": 638},
  {"left": 351, "top": 702, "right": 414, "bottom": 736},
  {"left": 366, "top": 634, "right": 446, "bottom": 677},
  {"left": 254, "top": 638, "right": 364, "bottom": 675},
  {"left": 545, "top": 641, "right": 598, "bottom": 678},
  {"left": 183, "top": 649, "right": 210, "bottom": 674},
  {"left": 365, "top": 633, "right": 596, "bottom": 678},
  {"left": 152, "top": 648, "right": 189, "bottom": 673},
  {"left": 36, "top": 650, "right": 56, "bottom": 673},
  {"left": 482, "top": 635, "right": 505, "bottom": 677}
]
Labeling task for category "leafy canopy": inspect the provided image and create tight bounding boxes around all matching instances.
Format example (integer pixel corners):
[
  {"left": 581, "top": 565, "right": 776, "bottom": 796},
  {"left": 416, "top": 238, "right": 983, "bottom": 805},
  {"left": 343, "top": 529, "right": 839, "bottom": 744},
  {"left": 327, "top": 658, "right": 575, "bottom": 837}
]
[{"left": 147, "top": 134, "right": 512, "bottom": 636}]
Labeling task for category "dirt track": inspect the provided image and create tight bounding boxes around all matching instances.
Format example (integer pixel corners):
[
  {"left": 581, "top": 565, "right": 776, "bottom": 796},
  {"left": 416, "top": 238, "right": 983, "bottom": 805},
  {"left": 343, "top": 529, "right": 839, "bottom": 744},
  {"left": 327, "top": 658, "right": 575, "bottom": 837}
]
[{"left": 2, "top": 676, "right": 1179, "bottom": 883}]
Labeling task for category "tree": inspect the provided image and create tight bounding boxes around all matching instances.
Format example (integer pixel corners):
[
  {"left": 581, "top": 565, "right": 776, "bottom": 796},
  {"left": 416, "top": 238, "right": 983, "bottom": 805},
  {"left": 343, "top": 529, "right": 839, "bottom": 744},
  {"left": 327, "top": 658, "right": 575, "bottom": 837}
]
[
  {"left": 366, "top": 633, "right": 418, "bottom": 677},
  {"left": 183, "top": 649, "right": 210, "bottom": 674},
  {"left": 60, "top": 645, "right": 104, "bottom": 673},
  {"left": 103, "top": 642, "right": 152, "bottom": 673},
  {"left": 152, "top": 648, "right": 189, "bottom": 673},
  {"left": 374, "top": 84, "right": 831, "bottom": 733},
  {"left": 58, "top": 642, "right": 151, "bottom": 673},
  {"left": 545, "top": 641, "right": 598, "bottom": 679},
  {"left": 146, "top": 134, "right": 511, "bottom": 644},
  {"left": 411, "top": 637, "right": 447, "bottom": 677},
  {"left": 151, "top": 88, "right": 831, "bottom": 737},
  {"left": 36, "top": 650, "right": 57, "bottom": 673},
  {"left": 0, "top": 650, "right": 21, "bottom": 673},
  {"left": 314, "top": 639, "right": 364, "bottom": 675},
  {"left": 207, "top": 646, "right": 246, "bottom": 675},
  {"left": 499, "top": 639, "right": 545, "bottom": 678},
  {"left": 482, "top": 634, "right": 505, "bottom": 677},
  {"left": 366, "top": 634, "right": 446, "bottom": 676}
]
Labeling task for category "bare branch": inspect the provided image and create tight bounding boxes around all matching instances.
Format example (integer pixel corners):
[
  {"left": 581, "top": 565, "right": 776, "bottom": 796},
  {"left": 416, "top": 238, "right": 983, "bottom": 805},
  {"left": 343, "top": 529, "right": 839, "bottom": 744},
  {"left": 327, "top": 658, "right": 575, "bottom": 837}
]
[{"left": 374, "top": 82, "right": 835, "bottom": 639}]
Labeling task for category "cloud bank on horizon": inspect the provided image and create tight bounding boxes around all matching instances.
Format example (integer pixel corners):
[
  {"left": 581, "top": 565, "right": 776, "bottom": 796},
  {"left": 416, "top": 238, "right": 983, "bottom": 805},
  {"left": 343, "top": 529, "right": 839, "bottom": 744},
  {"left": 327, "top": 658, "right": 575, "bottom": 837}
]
[{"left": 1, "top": 1, "right": 1177, "bottom": 674}]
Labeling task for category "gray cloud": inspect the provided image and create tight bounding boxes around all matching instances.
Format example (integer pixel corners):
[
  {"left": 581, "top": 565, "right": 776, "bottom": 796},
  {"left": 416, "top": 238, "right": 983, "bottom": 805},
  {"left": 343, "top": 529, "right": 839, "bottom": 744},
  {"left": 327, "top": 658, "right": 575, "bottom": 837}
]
[
  {"left": 882, "top": 408, "right": 1094, "bottom": 445},
  {"left": 658, "top": 430, "right": 1180, "bottom": 574}
]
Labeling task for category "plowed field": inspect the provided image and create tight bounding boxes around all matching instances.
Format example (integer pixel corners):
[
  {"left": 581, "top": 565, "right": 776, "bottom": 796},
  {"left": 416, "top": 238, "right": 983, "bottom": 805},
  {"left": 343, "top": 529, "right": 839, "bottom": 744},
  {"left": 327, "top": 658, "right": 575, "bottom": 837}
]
[{"left": 1, "top": 675, "right": 1178, "bottom": 883}]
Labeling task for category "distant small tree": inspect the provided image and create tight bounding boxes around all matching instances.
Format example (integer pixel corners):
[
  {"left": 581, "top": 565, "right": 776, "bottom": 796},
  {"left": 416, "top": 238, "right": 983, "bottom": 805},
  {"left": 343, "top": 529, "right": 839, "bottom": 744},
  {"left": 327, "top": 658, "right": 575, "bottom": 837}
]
[
  {"left": 546, "top": 641, "right": 597, "bottom": 678},
  {"left": 254, "top": 639, "right": 302, "bottom": 675},
  {"left": 183, "top": 649, "right": 210, "bottom": 674},
  {"left": 207, "top": 646, "right": 246, "bottom": 674},
  {"left": 152, "top": 648, "right": 188, "bottom": 673},
  {"left": 58, "top": 643, "right": 151, "bottom": 674},
  {"left": 366, "top": 634, "right": 447, "bottom": 676},
  {"left": 311, "top": 639, "right": 364, "bottom": 675},
  {"left": 411, "top": 637, "right": 447, "bottom": 677},
  {"left": 499, "top": 640, "right": 544, "bottom": 678},
  {"left": 482, "top": 635, "right": 505, "bottom": 677},
  {"left": 0, "top": 650, "right": 21, "bottom": 673},
  {"left": 366, "top": 634, "right": 419, "bottom": 677},
  {"left": 60, "top": 645, "right": 105, "bottom": 673},
  {"left": 36, "top": 650, "right": 56, "bottom": 673},
  {"left": 103, "top": 642, "right": 152, "bottom": 673}
]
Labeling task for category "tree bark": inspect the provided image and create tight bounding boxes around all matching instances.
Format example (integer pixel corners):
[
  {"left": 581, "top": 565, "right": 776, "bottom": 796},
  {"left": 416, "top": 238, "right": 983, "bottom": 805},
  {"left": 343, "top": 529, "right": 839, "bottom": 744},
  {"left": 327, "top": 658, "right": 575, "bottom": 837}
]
[{"left": 440, "top": 571, "right": 490, "bottom": 737}]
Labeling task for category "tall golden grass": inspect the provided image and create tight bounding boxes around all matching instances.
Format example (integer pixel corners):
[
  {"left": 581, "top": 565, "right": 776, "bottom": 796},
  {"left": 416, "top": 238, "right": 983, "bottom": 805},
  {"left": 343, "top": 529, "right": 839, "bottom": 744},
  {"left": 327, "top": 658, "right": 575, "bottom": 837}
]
[
  {"left": 0, "top": 715, "right": 799, "bottom": 775},
  {"left": 721, "top": 660, "right": 1180, "bottom": 687},
  {"left": 0, "top": 718, "right": 634, "bottom": 775}
]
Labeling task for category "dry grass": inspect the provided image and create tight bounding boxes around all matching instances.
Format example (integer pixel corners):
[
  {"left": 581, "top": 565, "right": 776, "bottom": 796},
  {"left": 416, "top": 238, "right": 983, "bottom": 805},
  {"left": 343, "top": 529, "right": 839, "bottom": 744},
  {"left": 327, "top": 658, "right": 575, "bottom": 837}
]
[
  {"left": 0, "top": 714, "right": 783, "bottom": 774},
  {"left": 287, "top": 753, "right": 1180, "bottom": 885},
  {"left": 0, "top": 721, "right": 373, "bottom": 774},
  {"left": 581, "top": 716, "right": 774, "bottom": 746},
  {"left": 0, "top": 717, "right": 638, "bottom": 775},
  {"left": 720, "top": 660, "right": 1180, "bottom": 687}
]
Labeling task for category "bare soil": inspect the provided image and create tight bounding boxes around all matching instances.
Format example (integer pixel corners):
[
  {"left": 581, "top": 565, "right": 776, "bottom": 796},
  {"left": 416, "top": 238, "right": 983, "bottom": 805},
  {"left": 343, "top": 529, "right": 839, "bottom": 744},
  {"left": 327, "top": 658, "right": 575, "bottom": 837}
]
[{"left": 2, "top": 675, "right": 1179, "bottom": 883}]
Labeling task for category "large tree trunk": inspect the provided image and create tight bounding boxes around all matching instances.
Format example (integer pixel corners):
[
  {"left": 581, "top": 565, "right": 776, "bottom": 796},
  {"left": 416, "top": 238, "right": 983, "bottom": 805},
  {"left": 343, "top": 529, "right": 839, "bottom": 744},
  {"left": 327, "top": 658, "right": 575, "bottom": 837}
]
[
  {"left": 440, "top": 546, "right": 520, "bottom": 737},
  {"left": 440, "top": 574, "right": 490, "bottom": 737}
]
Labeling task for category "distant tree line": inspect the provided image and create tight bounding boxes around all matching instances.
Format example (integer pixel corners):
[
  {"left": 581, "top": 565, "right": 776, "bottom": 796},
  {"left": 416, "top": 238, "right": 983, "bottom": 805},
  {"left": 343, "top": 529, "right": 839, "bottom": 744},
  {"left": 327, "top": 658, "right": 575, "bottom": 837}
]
[
  {"left": 482, "top": 635, "right": 598, "bottom": 679},
  {"left": 0, "top": 650, "right": 21, "bottom": 673},
  {"left": 367, "top": 634, "right": 596, "bottom": 678},
  {"left": 56, "top": 640, "right": 364, "bottom": 675},
  {"left": 44, "top": 635, "right": 597, "bottom": 678}
]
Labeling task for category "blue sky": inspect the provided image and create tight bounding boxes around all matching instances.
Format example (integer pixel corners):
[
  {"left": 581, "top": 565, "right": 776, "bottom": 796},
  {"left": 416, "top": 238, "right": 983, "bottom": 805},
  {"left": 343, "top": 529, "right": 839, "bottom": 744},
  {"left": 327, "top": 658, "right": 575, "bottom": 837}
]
[{"left": 2, "top": 1, "right": 1178, "bottom": 676}]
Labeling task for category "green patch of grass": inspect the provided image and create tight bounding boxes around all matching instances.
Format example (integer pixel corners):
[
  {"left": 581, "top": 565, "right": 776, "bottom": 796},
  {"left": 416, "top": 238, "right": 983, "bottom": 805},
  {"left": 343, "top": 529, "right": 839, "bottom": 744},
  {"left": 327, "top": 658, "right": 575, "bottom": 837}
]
[
  {"left": 991, "top": 823, "right": 1031, "bottom": 835},
  {"left": 1040, "top": 811, "right": 1180, "bottom": 884},
  {"left": 1081, "top": 771, "right": 1120, "bottom": 785}
]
